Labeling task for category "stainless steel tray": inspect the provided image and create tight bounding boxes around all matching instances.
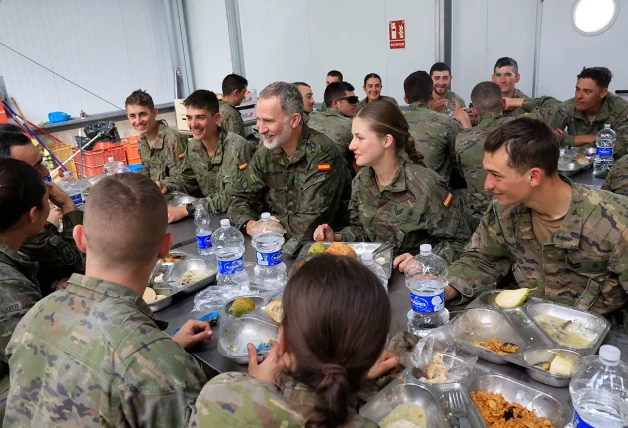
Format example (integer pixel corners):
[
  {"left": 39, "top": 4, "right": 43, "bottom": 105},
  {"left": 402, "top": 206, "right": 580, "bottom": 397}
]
[
  {"left": 296, "top": 241, "right": 394, "bottom": 278},
  {"left": 558, "top": 160, "right": 592, "bottom": 177},
  {"left": 462, "top": 290, "right": 610, "bottom": 387}
]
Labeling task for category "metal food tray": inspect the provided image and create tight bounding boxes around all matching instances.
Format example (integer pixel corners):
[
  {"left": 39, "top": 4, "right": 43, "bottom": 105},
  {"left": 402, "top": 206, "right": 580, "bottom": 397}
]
[
  {"left": 146, "top": 252, "right": 217, "bottom": 312},
  {"left": 457, "top": 290, "right": 610, "bottom": 387},
  {"left": 296, "top": 241, "right": 394, "bottom": 278},
  {"left": 217, "top": 292, "right": 282, "bottom": 364},
  {"left": 361, "top": 364, "right": 572, "bottom": 427},
  {"left": 558, "top": 160, "right": 592, "bottom": 177}
]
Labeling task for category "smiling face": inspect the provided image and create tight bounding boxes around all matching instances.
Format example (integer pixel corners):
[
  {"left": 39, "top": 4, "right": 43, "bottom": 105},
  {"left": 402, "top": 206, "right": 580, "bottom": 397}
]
[
  {"left": 483, "top": 147, "right": 533, "bottom": 206},
  {"left": 186, "top": 106, "right": 220, "bottom": 142},
  {"left": 349, "top": 117, "right": 390, "bottom": 167},
  {"left": 431, "top": 70, "right": 451, "bottom": 96},
  {"left": 575, "top": 78, "right": 608, "bottom": 112},
  {"left": 364, "top": 77, "right": 382, "bottom": 101},
  {"left": 126, "top": 104, "right": 158, "bottom": 136},
  {"left": 492, "top": 65, "right": 520, "bottom": 95},
  {"left": 256, "top": 96, "right": 296, "bottom": 150}
]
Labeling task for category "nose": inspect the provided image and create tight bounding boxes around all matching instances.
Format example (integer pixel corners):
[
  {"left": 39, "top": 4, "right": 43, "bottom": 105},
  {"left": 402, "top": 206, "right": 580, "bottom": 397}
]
[
  {"left": 257, "top": 119, "right": 268, "bottom": 134},
  {"left": 484, "top": 175, "right": 495, "bottom": 191},
  {"left": 349, "top": 138, "right": 358, "bottom": 151}
]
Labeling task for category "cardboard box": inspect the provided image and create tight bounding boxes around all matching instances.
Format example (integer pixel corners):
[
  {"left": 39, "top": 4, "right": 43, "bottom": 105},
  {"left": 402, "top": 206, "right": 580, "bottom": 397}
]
[
  {"left": 240, "top": 89, "right": 257, "bottom": 107},
  {"left": 239, "top": 106, "right": 257, "bottom": 122}
]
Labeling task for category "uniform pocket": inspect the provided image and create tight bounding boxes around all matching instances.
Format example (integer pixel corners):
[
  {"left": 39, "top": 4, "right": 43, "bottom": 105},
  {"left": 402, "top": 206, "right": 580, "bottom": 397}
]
[
  {"left": 573, "top": 280, "right": 602, "bottom": 311},
  {"left": 512, "top": 263, "right": 534, "bottom": 289}
]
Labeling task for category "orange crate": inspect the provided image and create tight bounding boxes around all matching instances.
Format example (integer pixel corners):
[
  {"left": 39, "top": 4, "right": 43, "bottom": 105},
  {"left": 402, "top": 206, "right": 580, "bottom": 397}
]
[
  {"left": 73, "top": 146, "right": 126, "bottom": 178},
  {"left": 122, "top": 139, "right": 141, "bottom": 165},
  {"left": 45, "top": 141, "right": 78, "bottom": 180}
]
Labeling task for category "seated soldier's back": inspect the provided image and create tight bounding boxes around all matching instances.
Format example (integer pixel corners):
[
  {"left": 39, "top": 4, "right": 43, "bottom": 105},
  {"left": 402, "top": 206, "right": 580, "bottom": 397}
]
[{"left": 4, "top": 273, "right": 206, "bottom": 428}]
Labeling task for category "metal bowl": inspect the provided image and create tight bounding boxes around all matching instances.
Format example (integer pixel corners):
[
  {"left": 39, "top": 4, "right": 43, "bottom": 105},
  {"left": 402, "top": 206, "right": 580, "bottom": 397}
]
[
  {"left": 409, "top": 353, "right": 474, "bottom": 384},
  {"left": 169, "top": 257, "right": 217, "bottom": 294},
  {"left": 147, "top": 286, "right": 174, "bottom": 312},
  {"left": 217, "top": 317, "right": 279, "bottom": 364},
  {"left": 523, "top": 348, "right": 581, "bottom": 387}
]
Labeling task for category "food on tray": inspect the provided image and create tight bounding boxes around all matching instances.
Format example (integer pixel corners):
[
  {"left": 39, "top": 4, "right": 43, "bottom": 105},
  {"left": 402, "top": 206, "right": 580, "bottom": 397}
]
[
  {"left": 143, "top": 287, "right": 157, "bottom": 303},
  {"left": 179, "top": 269, "right": 208, "bottom": 286},
  {"left": 418, "top": 353, "right": 448, "bottom": 384},
  {"left": 324, "top": 242, "right": 358, "bottom": 260},
  {"left": 573, "top": 155, "right": 590, "bottom": 165},
  {"left": 308, "top": 242, "right": 327, "bottom": 255},
  {"left": 265, "top": 300, "right": 283, "bottom": 323},
  {"left": 161, "top": 252, "right": 187, "bottom": 263},
  {"left": 379, "top": 403, "right": 427, "bottom": 428},
  {"left": 384, "top": 421, "right": 422, "bottom": 428},
  {"left": 229, "top": 297, "right": 256, "bottom": 317},
  {"left": 534, "top": 314, "right": 594, "bottom": 348},
  {"left": 534, "top": 354, "right": 573, "bottom": 376},
  {"left": 495, "top": 288, "right": 533, "bottom": 308},
  {"left": 471, "top": 390, "right": 556, "bottom": 428},
  {"left": 473, "top": 337, "right": 519, "bottom": 354}
]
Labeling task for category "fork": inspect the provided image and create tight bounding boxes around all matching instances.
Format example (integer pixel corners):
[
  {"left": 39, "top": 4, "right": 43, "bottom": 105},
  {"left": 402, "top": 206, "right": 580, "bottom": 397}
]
[{"left": 447, "top": 390, "right": 472, "bottom": 428}]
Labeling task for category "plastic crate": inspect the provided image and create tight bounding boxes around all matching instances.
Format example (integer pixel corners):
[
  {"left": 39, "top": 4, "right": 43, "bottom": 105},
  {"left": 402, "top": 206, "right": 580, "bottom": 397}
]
[
  {"left": 122, "top": 137, "right": 141, "bottom": 165},
  {"left": 45, "top": 141, "right": 78, "bottom": 180},
  {"left": 73, "top": 146, "right": 126, "bottom": 178}
]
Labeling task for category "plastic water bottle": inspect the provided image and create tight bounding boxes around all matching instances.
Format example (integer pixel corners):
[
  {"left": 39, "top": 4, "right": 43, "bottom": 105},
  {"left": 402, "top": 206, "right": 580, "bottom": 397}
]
[
  {"left": 593, "top": 124, "right": 616, "bottom": 178},
  {"left": 361, "top": 252, "right": 388, "bottom": 293},
  {"left": 211, "top": 219, "right": 249, "bottom": 286},
  {"left": 251, "top": 213, "right": 287, "bottom": 289},
  {"left": 567, "top": 345, "right": 628, "bottom": 428},
  {"left": 405, "top": 244, "right": 450, "bottom": 337},
  {"left": 103, "top": 157, "right": 125, "bottom": 175},
  {"left": 194, "top": 206, "right": 213, "bottom": 256},
  {"left": 59, "top": 173, "right": 84, "bottom": 210}
]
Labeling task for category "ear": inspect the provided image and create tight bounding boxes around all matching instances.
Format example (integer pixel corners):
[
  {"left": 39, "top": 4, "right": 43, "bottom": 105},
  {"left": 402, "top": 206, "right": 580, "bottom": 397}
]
[
  {"left": 403, "top": 95, "right": 409, "bottom": 104},
  {"left": 491, "top": 74, "right": 497, "bottom": 82},
  {"left": 601, "top": 88, "right": 609, "bottom": 98},
  {"left": 290, "top": 113, "right": 302, "bottom": 129},
  {"left": 213, "top": 112, "right": 221, "bottom": 126},
  {"left": 472, "top": 106, "right": 479, "bottom": 117},
  {"left": 529, "top": 167, "right": 543, "bottom": 187},
  {"left": 152, "top": 108, "right": 159, "bottom": 117},
  {"left": 502, "top": 98, "right": 507, "bottom": 111},
  {"left": 73, "top": 225, "right": 87, "bottom": 253},
  {"left": 279, "top": 326, "right": 288, "bottom": 354},
  {"left": 383, "top": 134, "right": 394, "bottom": 149},
  {"left": 515, "top": 74, "right": 521, "bottom": 84},
  {"left": 28, "top": 206, "right": 40, "bottom": 226},
  {"left": 157, "top": 233, "right": 175, "bottom": 259}
]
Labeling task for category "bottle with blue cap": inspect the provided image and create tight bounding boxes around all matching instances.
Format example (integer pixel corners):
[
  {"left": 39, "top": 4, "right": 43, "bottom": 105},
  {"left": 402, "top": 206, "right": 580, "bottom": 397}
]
[
  {"left": 251, "top": 213, "right": 286, "bottom": 289},
  {"left": 211, "top": 219, "right": 249, "bottom": 286}
]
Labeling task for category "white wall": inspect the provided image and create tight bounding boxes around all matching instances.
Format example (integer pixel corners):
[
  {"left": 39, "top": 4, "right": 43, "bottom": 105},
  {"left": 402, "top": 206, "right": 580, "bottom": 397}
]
[
  {"left": 182, "top": 0, "right": 234, "bottom": 92},
  {"left": 0, "top": 0, "right": 173, "bottom": 123},
  {"left": 452, "top": 0, "right": 537, "bottom": 103},
  {"left": 237, "top": 0, "right": 436, "bottom": 106}
]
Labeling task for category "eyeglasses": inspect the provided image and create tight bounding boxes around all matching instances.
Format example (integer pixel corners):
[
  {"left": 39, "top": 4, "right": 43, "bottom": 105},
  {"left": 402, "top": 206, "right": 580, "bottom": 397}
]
[{"left": 337, "top": 95, "right": 359, "bottom": 104}]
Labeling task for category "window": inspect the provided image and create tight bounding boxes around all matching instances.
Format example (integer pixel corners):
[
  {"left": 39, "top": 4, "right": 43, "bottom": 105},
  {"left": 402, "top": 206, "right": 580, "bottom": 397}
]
[{"left": 573, "top": 0, "right": 619, "bottom": 36}]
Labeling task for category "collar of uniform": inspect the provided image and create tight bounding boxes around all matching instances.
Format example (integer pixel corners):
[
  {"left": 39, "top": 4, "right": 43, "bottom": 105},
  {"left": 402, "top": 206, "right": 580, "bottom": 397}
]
[
  {"left": 322, "top": 107, "right": 344, "bottom": 118},
  {"left": 280, "top": 375, "right": 359, "bottom": 412},
  {"left": 190, "top": 127, "right": 228, "bottom": 165},
  {"left": 65, "top": 273, "right": 165, "bottom": 327},
  {"left": 271, "top": 124, "right": 310, "bottom": 166},
  {"left": 513, "top": 88, "right": 528, "bottom": 99},
  {"left": 407, "top": 101, "right": 429, "bottom": 110},
  {"left": 477, "top": 112, "right": 503, "bottom": 126},
  {"left": 359, "top": 157, "right": 407, "bottom": 194},
  {"left": 573, "top": 96, "right": 611, "bottom": 124},
  {"left": 0, "top": 241, "right": 39, "bottom": 278},
  {"left": 139, "top": 121, "right": 167, "bottom": 150}
]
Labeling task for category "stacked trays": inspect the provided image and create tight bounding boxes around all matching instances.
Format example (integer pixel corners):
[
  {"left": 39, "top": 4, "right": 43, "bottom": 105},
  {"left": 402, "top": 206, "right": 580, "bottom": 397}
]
[{"left": 296, "top": 242, "right": 394, "bottom": 278}]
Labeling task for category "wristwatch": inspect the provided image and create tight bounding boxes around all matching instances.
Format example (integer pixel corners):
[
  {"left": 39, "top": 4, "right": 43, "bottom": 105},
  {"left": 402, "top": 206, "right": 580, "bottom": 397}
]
[
  {"left": 240, "top": 221, "right": 249, "bottom": 235},
  {"left": 185, "top": 203, "right": 195, "bottom": 217}
]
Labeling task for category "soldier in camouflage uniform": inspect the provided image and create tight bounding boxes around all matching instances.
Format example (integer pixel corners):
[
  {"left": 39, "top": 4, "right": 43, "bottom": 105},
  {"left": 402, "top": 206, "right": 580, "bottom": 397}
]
[
  {"left": 315, "top": 100, "right": 472, "bottom": 262},
  {"left": 356, "top": 73, "right": 399, "bottom": 114},
  {"left": 218, "top": 73, "right": 248, "bottom": 137},
  {"left": 4, "top": 173, "right": 212, "bottom": 427},
  {"left": 0, "top": 131, "right": 85, "bottom": 296},
  {"left": 159, "top": 90, "right": 254, "bottom": 222},
  {"left": 445, "top": 118, "right": 628, "bottom": 331},
  {"left": 430, "top": 62, "right": 466, "bottom": 113},
  {"left": 455, "top": 82, "right": 568, "bottom": 229},
  {"left": 492, "top": 57, "right": 529, "bottom": 117},
  {"left": 556, "top": 67, "right": 628, "bottom": 159},
  {"left": 602, "top": 154, "right": 628, "bottom": 196},
  {"left": 294, "top": 82, "right": 315, "bottom": 124},
  {"left": 402, "top": 71, "right": 463, "bottom": 182},
  {"left": 320, "top": 70, "right": 344, "bottom": 113},
  {"left": 229, "top": 82, "right": 352, "bottom": 242},
  {"left": 125, "top": 89, "right": 189, "bottom": 181}
]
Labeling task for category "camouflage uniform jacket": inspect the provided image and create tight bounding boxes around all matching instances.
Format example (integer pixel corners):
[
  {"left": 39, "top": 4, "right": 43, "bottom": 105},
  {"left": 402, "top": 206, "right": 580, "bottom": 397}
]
[
  {"left": 306, "top": 107, "right": 353, "bottom": 163},
  {"left": 302, "top": 111, "right": 310, "bottom": 124},
  {"left": 189, "top": 372, "right": 378, "bottom": 428},
  {"left": 603, "top": 153, "right": 628, "bottom": 196},
  {"left": 162, "top": 127, "right": 253, "bottom": 214},
  {"left": 337, "top": 157, "right": 472, "bottom": 262},
  {"left": 319, "top": 101, "right": 328, "bottom": 112},
  {"left": 446, "top": 90, "right": 466, "bottom": 108},
  {"left": 4, "top": 273, "right": 207, "bottom": 428},
  {"left": 219, "top": 100, "right": 246, "bottom": 138},
  {"left": 405, "top": 102, "right": 462, "bottom": 181},
  {"left": 139, "top": 122, "right": 189, "bottom": 182},
  {"left": 447, "top": 179, "right": 628, "bottom": 319},
  {"left": 560, "top": 94, "right": 628, "bottom": 158},
  {"left": 228, "top": 125, "right": 352, "bottom": 240},
  {"left": 355, "top": 95, "right": 398, "bottom": 113},
  {"left": 502, "top": 88, "right": 529, "bottom": 117},
  {"left": 20, "top": 210, "right": 84, "bottom": 297}
]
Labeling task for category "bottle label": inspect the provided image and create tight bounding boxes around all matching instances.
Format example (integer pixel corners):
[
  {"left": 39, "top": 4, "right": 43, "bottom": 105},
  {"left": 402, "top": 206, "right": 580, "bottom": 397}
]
[
  {"left": 596, "top": 146, "right": 613, "bottom": 157},
  {"left": 572, "top": 410, "right": 595, "bottom": 428},
  {"left": 410, "top": 291, "right": 445, "bottom": 313},
  {"left": 256, "top": 250, "right": 283, "bottom": 266},
  {"left": 196, "top": 233, "right": 212, "bottom": 250},
  {"left": 69, "top": 193, "right": 83, "bottom": 206},
  {"left": 217, "top": 256, "right": 244, "bottom": 275}
]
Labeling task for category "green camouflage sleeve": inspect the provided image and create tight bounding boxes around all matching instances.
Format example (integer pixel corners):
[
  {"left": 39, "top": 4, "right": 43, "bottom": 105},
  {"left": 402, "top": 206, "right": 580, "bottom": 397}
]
[
  {"left": 228, "top": 151, "right": 270, "bottom": 229},
  {"left": 0, "top": 279, "right": 42, "bottom": 363},
  {"left": 603, "top": 155, "right": 628, "bottom": 196},
  {"left": 220, "top": 107, "right": 246, "bottom": 138},
  {"left": 454, "top": 93, "right": 466, "bottom": 108},
  {"left": 611, "top": 114, "right": 628, "bottom": 159},
  {"left": 337, "top": 179, "right": 368, "bottom": 242},
  {"left": 446, "top": 200, "right": 513, "bottom": 304},
  {"left": 521, "top": 96, "right": 569, "bottom": 130},
  {"left": 160, "top": 147, "right": 201, "bottom": 196}
]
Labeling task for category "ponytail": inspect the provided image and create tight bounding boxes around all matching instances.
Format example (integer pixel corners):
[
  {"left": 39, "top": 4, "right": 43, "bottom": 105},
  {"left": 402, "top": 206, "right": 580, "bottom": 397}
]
[
  {"left": 404, "top": 134, "right": 426, "bottom": 167},
  {"left": 306, "top": 364, "right": 350, "bottom": 428}
]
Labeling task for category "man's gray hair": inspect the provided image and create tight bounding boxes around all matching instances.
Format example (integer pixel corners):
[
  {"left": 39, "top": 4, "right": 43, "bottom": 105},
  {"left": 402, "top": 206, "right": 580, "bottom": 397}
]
[{"left": 259, "top": 81, "right": 304, "bottom": 117}]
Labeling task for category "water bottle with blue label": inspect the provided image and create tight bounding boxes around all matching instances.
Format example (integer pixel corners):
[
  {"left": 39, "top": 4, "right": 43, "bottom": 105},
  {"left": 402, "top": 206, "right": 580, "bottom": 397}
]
[
  {"left": 104, "top": 157, "right": 126, "bottom": 175},
  {"left": 59, "top": 173, "right": 84, "bottom": 210},
  {"left": 593, "top": 124, "right": 616, "bottom": 178},
  {"left": 211, "top": 219, "right": 249, "bottom": 286},
  {"left": 251, "top": 213, "right": 286, "bottom": 289},
  {"left": 566, "top": 345, "right": 628, "bottom": 428},
  {"left": 405, "top": 244, "right": 450, "bottom": 337},
  {"left": 194, "top": 206, "right": 213, "bottom": 256}
]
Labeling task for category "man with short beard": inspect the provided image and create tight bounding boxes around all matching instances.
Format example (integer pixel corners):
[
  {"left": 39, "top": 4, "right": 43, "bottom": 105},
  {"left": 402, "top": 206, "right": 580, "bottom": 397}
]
[
  {"left": 430, "top": 62, "right": 466, "bottom": 113},
  {"left": 228, "top": 81, "right": 352, "bottom": 244}
]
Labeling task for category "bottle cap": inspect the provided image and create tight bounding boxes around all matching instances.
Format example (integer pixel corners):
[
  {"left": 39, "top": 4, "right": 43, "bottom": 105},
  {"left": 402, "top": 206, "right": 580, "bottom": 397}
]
[
  {"left": 604, "top": 124, "right": 611, "bottom": 129},
  {"left": 220, "top": 219, "right": 230, "bottom": 227},
  {"left": 261, "top": 212, "right": 270, "bottom": 220},
  {"left": 420, "top": 244, "right": 432, "bottom": 254},
  {"left": 108, "top": 157, "right": 114, "bottom": 162},
  {"left": 361, "top": 252, "right": 374, "bottom": 262},
  {"left": 599, "top": 345, "right": 621, "bottom": 363}
]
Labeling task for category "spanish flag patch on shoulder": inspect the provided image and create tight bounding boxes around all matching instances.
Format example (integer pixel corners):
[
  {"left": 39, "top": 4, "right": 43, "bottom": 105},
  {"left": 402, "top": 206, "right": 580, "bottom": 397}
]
[
  {"left": 178, "top": 152, "right": 185, "bottom": 159},
  {"left": 443, "top": 192, "right": 453, "bottom": 207},
  {"left": 238, "top": 162, "right": 248, "bottom": 171},
  {"left": 318, "top": 162, "right": 331, "bottom": 171}
]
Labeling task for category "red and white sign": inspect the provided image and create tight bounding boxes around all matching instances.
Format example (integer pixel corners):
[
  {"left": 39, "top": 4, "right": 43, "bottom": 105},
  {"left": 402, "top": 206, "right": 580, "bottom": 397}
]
[{"left": 389, "top": 20, "right": 405, "bottom": 49}]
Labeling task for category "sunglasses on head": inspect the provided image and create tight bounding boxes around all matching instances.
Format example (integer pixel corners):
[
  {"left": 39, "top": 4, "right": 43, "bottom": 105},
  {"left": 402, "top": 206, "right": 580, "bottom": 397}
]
[{"left": 337, "top": 95, "right": 359, "bottom": 104}]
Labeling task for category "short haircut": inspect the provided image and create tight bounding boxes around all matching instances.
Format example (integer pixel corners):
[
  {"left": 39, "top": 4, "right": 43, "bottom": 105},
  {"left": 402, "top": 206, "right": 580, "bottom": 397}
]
[
  {"left": 125, "top": 89, "right": 155, "bottom": 110},
  {"left": 470, "top": 81, "right": 503, "bottom": 114},
  {"left": 484, "top": 117, "right": 559, "bottom": 176},
  {"left": 494, "top": 57, "right": 519, "bottom": 75},
  {"left": 403, "top": 71, "right": 433, "bottom": 103},
  {"left": 363, "top": 73, "right": 382, "bottom": 86},
  {"left": 259, "top": 81, "right": 304, "bottom": 117},
  {"left": 577, "top": 67, "right": 613, "bottom": 89},
  {"left": 184, "top": 90, "right": 219, "bottom": 116},
  {"left": 292, "top": 82, "right": 311, "bottom": 90},
  {"left": 0, "top": 158, "right": 46, "bottom": 232},
  {"left": 83, "top": 173, "right": 168, "bottom": 267},
  {"left": 327, "top": 70, "right": 343, "bottom": 81},
  {"left": 0, "top": 131, "right": 32, "bottom": 159},
  {"left": 430, "top": 62, "right": 452, "bottom": 76},
  {"left": 222, "top": 73, "right": 248, "bottom": 95},
  {"left": 0, "top": 123, "right": 25, "bottom": 134},
  {"left": 324, "top": 82, "right": 355, "bottom": 107}
]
